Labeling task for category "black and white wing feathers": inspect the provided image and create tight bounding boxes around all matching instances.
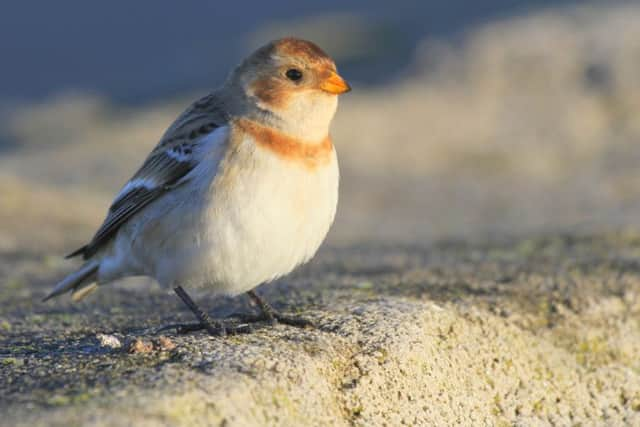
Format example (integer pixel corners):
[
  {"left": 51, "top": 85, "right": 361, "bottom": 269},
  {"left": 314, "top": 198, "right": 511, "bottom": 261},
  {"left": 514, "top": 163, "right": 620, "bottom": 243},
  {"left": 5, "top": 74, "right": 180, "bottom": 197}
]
[{"left": 67, "top": 94, "right": 227, "bottom": 259}]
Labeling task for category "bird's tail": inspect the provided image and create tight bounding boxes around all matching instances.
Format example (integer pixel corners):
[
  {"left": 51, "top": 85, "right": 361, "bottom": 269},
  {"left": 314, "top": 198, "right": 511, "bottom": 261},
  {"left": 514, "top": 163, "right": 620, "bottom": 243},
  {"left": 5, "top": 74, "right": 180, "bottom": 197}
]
[{"left": 43, "top": 260, "right": 100, "bottom": 302}]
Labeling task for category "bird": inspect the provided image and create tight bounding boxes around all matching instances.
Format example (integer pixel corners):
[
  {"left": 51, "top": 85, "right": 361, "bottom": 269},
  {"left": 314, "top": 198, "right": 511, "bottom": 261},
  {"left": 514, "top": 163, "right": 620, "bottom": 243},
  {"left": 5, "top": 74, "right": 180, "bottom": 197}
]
[{"left": 43, "top": 37, "right": 350, "bottom": 335}]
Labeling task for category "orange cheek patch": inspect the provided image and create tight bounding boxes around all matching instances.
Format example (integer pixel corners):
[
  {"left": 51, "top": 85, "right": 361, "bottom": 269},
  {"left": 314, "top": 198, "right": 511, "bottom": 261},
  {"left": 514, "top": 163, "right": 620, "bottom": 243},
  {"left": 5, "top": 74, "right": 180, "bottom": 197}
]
[
  {"left": 234, "top": 119, "right": 333, "bottom": 170},
  {"left": 249, "top": 78, "right": 291, "bottom": 110}
]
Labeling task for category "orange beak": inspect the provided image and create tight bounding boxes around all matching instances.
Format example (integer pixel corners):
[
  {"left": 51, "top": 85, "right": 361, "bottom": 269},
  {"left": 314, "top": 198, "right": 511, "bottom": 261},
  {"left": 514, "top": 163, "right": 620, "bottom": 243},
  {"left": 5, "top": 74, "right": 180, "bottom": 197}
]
[{"left": 320, "top": 71, "right": 351, "bottom": 94}]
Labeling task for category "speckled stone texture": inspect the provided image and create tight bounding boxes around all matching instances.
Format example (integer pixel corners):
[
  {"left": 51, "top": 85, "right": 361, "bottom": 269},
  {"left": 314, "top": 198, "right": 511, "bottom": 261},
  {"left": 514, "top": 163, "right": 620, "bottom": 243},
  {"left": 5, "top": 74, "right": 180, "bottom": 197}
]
[{"left": 2, "top": 233, "right": 640, "bottom": 426}]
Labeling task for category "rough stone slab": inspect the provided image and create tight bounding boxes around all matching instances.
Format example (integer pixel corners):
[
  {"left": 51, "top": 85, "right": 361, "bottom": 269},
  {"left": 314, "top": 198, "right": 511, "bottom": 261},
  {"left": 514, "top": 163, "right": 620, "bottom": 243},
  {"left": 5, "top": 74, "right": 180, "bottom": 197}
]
[{"left": 2, "top": 233, "right": 640, "bottom": 426}]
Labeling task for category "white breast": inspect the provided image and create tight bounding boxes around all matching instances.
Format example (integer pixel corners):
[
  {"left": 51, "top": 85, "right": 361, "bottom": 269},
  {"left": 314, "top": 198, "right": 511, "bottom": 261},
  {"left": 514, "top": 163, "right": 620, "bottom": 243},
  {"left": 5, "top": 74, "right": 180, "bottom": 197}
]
[{"left": 145, "top": 131, "right": 339, "bottom": 294}]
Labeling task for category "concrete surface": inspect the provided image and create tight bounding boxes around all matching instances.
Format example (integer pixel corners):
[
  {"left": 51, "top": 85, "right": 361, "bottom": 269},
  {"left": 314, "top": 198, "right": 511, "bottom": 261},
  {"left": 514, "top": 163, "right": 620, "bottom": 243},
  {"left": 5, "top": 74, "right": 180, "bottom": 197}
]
[{"left": 2, "top": 232, "right": 640, "bottom": 426}]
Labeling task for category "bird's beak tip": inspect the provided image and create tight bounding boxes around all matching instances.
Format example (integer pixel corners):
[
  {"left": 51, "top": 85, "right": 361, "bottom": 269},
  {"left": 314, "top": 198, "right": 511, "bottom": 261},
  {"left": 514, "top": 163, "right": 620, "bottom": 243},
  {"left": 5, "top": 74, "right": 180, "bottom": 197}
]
[{"left": 320, "top": 71, "right": 351, "bottom": 95}]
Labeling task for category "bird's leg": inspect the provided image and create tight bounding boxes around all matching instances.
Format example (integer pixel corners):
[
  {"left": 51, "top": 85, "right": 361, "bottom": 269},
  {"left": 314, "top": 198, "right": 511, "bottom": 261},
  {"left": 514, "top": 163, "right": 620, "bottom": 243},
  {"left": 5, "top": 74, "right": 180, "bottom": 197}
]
[
  {"left": 247, "top": 290, "right": 278, "bottom": 324},
  {"left": 228, "top": 290, "right": 314, "bottom": 328},
  {"left": 157, "top": 286, "right": 252, "bottom": 336}
]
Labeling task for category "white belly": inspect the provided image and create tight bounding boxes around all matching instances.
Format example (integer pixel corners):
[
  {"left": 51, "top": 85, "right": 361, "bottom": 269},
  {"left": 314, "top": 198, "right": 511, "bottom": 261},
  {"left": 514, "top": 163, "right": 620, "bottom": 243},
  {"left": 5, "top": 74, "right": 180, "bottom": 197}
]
[{"left": 135, "top": 136, "right": 339, "bottom": 294}]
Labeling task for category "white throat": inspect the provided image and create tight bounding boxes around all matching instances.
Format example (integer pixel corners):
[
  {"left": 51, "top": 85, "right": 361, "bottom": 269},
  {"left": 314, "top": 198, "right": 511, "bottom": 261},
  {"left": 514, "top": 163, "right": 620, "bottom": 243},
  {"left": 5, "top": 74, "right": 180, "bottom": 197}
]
[{"left": 260, "top": 92, "right": 338, "bottom": 142}]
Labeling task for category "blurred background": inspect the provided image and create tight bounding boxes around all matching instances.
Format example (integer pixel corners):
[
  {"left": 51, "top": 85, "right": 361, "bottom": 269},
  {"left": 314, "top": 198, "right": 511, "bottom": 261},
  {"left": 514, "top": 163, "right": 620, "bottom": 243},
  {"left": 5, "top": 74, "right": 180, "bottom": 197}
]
[{"left": 1, "top": 0, "right": 639, "bottom": 253}]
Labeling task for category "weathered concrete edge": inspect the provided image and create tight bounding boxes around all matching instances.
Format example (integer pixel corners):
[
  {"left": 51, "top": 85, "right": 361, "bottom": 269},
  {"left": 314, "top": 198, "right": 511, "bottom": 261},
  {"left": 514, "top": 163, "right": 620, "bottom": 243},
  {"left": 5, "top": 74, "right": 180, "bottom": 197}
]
[{"left": 7, "top": 297, "right": 640, "bottom": 426}]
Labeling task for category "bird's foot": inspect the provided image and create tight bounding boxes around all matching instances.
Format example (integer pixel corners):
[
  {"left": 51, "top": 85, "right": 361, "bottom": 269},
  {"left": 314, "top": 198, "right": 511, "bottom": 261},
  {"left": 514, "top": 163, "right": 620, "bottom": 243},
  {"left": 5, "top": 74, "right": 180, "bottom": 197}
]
[
  {"left": 164, "top": 286, "right": 313, "bottom": 336},
  {"left": 240, "top": 289, "right": 315, "bottom": 328},
  {"left": 156, "top": 319, "right": 252, "bottom": 336},
  {"left": 227, "top": 310, "right": 314, "bottom": 328},
  {"left": 162, "top": 286, "right": 254, "bottom": 336}
]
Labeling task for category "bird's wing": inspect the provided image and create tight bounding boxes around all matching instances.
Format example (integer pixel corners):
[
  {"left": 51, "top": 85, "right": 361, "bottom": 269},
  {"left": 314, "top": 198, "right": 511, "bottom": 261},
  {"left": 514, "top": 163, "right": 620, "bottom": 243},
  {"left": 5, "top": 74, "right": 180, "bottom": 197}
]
[{"left": 68, "top": 93, "right": 228, "bottom": 260}]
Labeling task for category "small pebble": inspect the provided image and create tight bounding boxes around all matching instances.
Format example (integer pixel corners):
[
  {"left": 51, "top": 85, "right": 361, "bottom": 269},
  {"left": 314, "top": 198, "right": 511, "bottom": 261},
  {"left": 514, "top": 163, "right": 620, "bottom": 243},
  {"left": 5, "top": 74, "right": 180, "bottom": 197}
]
[
  {"left": 128, "top": 338, "right": 154, "bottom": 354},
  {"left": 155, "top": 336, "right": 176, "bottom": 351},
  {"left": 96, "top": 333, "right": 122, "bottom": 349}
]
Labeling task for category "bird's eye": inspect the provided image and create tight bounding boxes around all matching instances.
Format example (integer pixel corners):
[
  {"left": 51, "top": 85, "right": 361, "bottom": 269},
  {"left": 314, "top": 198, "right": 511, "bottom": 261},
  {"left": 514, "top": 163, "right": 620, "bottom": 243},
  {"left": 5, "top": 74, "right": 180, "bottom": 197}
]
[{"left": 285, "top": 68, "right": 303, "bottom": 81}]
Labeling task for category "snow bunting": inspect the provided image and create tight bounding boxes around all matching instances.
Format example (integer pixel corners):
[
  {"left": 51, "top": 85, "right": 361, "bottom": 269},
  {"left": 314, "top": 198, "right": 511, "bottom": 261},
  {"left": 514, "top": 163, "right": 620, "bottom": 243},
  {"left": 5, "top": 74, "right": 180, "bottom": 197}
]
[{"left": 44, "top": 37, "right": 350, "bottom": 335}]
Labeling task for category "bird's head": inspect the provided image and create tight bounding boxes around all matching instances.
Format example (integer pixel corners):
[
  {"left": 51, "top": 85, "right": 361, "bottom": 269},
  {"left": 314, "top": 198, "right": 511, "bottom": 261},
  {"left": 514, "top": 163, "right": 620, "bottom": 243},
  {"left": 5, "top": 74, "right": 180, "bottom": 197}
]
[{"left": 227, "top": 37, "right": 350, "bottom": 141}]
